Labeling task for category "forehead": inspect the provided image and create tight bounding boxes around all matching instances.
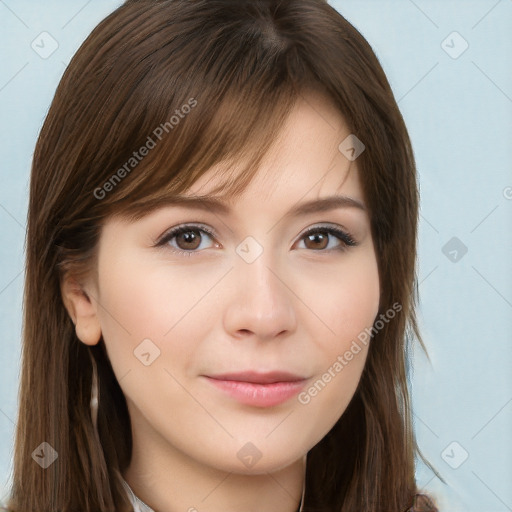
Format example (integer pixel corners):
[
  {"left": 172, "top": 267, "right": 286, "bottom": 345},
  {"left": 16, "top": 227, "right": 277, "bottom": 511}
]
[{"left": 186, "top": 92, "right": 361, "bottom": 204}]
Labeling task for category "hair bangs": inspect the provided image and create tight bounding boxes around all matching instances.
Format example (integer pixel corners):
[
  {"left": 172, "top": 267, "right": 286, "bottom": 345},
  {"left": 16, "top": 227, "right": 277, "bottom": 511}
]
[{"left": 77, "top": 1, "right": 314, "bottom": 223}]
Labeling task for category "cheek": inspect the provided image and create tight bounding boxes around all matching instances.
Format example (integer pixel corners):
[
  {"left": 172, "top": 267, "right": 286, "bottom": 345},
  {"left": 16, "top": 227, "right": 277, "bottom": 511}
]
[
  {"left": 94, "top": 260, "right": 213, "bottom": 426},
  {"left": 295, "top": 249, "right": 379, "bottom": 414},
  {"left": 300, "top": 248, "right": 380, "bottom": 350},
  {"left": 96, "top": 267, "right": 169, "bottom": 346},
  {"left": 94, "top": 255, "right": 225, "bottom": 375},
  {"left": 331, "top": 264, "right": 380, "bottom": 346}
]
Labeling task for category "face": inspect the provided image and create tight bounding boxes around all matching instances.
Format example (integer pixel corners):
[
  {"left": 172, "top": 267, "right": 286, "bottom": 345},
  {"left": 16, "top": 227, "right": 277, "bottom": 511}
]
[{"left": 68, "top": 92, "right": 380, "bottom": 476}]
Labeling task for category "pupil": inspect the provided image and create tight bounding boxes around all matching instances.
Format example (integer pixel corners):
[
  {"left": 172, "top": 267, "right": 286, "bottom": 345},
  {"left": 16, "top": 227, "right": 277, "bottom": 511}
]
[
  {"left": 308, "top": 233, "right": 327, "bottom": 249},
  {"left": 180, "top": 230, "right": 200, "bottom": 249}
]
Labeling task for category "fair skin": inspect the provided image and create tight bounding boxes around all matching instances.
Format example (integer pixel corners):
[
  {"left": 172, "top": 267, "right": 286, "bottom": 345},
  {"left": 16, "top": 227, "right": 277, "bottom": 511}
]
[{"left": 62, "top": 92, "right": 380, "bottom": 512}]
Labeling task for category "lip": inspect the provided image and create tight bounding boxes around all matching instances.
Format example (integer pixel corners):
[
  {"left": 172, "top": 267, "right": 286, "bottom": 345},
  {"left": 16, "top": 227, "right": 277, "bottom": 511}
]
[
  {"left": 203, "top": 371, "right": 308, "bottom": 408},
  {"left": 208, "top": 371, "right": 306, "bottom": 384}
]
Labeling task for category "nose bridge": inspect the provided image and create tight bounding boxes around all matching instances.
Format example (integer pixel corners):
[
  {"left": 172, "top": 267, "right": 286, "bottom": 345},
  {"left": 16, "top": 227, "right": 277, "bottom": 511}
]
[{"left": 223, "top": 237, "right": 297, "bottom": 339}]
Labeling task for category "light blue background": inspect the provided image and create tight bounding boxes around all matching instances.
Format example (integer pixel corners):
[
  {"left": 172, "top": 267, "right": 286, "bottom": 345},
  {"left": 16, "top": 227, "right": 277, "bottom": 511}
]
[{"left": 1, "top": 1, "right": 511, "bottom": 510}]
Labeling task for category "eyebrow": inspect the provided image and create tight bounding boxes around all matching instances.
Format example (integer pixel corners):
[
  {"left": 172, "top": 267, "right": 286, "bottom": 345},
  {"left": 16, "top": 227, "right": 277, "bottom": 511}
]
[{"left": 161, "top": 194, "right": 366, "bottom": 216}]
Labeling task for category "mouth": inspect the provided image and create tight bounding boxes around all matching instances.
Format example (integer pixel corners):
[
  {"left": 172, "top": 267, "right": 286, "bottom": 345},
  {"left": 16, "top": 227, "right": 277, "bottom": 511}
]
[{"left": 202, "top": 371, "right": 308, "bottom": 408}]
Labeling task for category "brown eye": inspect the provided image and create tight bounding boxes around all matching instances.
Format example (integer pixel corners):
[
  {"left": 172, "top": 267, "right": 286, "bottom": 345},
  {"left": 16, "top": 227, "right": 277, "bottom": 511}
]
[
  {"left": 156, "top": 224, "right": 218, "bottom": 255},
  {"left": 304, "top": 232, "right": 329, "bottom": 250},
  {"left": 297, "top": 226, "right": 358, "bottom": 252},
  {"left": 176, "top": 229, "right": 202, "bottom": 250}
]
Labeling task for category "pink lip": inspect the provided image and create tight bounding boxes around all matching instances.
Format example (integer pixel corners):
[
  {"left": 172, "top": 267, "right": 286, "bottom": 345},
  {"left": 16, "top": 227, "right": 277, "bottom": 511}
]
[{"left": 203, "top": 371, "right": 308, "bottom": 408}]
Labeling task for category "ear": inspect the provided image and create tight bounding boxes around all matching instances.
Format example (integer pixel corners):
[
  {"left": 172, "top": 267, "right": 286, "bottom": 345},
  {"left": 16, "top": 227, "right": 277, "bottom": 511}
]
[{"left": 60, "top": 275, "right": 102, "bottom": 346}]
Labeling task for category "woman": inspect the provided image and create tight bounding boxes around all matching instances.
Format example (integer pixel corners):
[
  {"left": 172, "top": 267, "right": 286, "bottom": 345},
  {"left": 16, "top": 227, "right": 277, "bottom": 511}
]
[{"left": 3, "top": 0, "right": 438, "bottom": 510}]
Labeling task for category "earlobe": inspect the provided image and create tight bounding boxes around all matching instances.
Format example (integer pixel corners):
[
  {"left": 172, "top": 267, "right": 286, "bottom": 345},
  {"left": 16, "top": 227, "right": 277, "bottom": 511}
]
[
  {"left": 60, "top": 275, "right": 102, "bottom": 346},
  {"left": 75, "top": 320, "right": 102, "bottom": 346}
]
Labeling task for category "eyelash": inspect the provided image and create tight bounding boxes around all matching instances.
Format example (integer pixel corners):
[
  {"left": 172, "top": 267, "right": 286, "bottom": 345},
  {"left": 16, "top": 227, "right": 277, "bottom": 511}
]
[{"left": 155, "top": 223, "right": 358, "bottom": 257}]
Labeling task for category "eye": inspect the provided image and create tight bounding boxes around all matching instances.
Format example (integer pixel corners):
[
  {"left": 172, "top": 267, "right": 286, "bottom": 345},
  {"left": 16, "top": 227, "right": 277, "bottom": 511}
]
[
  {"left": 155, "top": 223, "right": 358, "bottom": 257},
  {"left": 155, "top": 224, "right": 219, "bottom": 256},
  {"left": 296, "top": 225, "right": 358, "bottom": 252}
]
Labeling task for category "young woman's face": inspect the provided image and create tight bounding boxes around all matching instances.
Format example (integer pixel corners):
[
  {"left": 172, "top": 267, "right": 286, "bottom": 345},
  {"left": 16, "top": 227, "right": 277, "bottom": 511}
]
[{"left": 86, "top": 93, "right": 380, "bottom": 475}]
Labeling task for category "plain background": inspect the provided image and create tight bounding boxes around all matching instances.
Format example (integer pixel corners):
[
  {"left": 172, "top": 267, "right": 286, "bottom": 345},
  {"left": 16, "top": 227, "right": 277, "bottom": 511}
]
[{"left": 0, "top": 1, "right": 511, "bottom": 510}]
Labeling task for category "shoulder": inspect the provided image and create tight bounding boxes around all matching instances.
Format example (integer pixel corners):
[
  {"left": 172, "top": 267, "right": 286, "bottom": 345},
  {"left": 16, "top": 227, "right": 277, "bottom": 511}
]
[{"left": 407, "top": 493, "right": 439, "bottom": 511}]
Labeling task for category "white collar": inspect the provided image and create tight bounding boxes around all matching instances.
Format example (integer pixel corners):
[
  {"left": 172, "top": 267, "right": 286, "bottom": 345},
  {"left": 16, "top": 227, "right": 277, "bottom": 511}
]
[{"left": 121, "top": 477, "right": 156, "bottom": 512}]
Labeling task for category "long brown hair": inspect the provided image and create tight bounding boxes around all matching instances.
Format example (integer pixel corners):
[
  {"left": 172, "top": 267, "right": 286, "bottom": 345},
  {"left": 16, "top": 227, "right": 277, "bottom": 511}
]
[{"left": 6, "top": 1, "right": 436, "bottom": 510}]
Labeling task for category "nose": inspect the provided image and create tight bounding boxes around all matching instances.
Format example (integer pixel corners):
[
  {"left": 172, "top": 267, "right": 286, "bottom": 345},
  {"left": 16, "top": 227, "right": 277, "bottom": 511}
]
[{"left": 222, "top": 250, "right": 297, "bottom": 341}]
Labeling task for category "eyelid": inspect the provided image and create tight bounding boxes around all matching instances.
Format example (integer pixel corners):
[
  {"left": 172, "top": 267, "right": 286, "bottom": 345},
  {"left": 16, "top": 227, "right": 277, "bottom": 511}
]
[{"left": 154, "top": 223, "right": 218, "bottom": 247}]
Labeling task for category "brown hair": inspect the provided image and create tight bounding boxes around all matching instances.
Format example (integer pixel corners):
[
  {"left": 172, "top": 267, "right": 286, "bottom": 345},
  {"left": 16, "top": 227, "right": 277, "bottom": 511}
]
[{"left": 6, "top": 0, "right": 438, "bottom": 510}]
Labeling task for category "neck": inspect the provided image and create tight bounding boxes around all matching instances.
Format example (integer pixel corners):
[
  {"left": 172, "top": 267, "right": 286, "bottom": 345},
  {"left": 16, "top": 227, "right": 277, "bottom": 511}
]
[{"left": 123, "top": 413, "right": 306, "bottom": 512}]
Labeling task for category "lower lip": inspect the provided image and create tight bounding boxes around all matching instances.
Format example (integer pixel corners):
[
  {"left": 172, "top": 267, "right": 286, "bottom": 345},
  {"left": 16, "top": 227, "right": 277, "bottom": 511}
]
[{"left": 204, "top": 377, "right": 307, "bottom": 407}]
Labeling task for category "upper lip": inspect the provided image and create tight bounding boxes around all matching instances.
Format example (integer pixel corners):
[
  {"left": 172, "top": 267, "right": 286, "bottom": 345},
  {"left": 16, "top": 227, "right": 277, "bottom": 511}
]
[{"left": 205, "top": 371, "right": 306, "bottom": 384}]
